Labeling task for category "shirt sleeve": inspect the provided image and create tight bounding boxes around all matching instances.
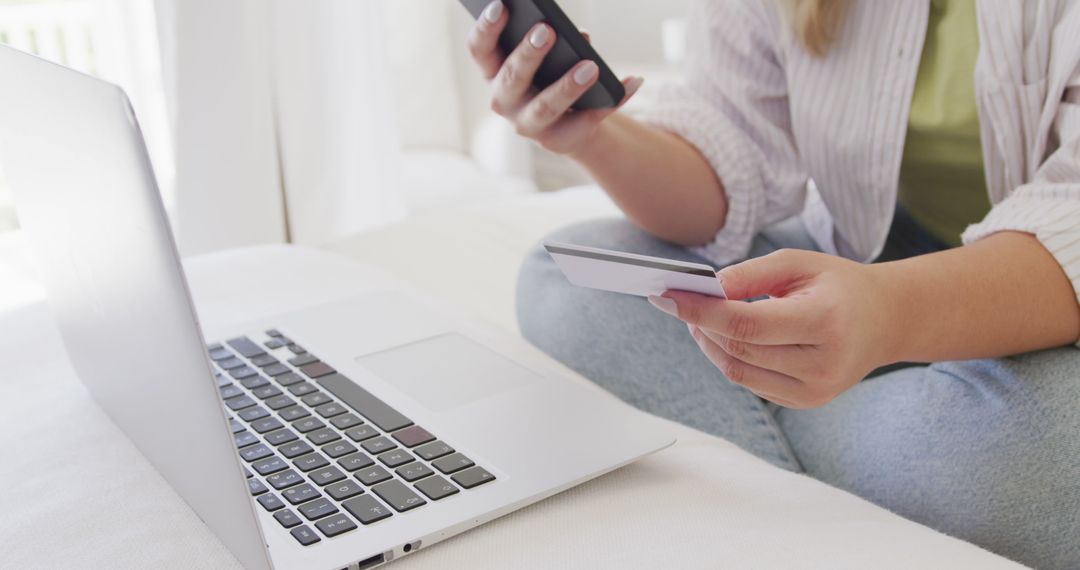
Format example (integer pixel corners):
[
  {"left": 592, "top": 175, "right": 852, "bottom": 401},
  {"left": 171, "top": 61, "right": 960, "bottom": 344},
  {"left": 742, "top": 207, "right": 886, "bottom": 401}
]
[
  {"left": 635, "top": 0, "right": 809, "bottom": 266},
  {"left": 962, "top": 73, "right": 1080, "bottom": 345}
]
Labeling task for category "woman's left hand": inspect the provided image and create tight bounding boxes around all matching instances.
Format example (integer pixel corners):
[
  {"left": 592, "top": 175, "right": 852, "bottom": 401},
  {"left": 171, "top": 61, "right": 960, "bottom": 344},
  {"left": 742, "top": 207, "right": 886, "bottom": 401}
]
[{"left": 650, "top": 249, "right": 899, "bottom": 409}]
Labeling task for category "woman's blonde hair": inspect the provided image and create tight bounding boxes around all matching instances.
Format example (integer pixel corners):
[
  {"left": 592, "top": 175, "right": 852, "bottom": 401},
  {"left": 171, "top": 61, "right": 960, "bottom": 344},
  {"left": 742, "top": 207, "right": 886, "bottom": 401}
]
[{"left": 785, "top": 0, "right": 852, "bottom": 57}]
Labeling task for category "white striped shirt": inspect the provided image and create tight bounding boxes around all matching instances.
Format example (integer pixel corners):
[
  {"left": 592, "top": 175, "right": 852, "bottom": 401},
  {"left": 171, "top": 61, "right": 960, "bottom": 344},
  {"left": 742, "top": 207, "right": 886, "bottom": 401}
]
[{"left": 641, "top": 0, "right": 1080, "bottom": 344}]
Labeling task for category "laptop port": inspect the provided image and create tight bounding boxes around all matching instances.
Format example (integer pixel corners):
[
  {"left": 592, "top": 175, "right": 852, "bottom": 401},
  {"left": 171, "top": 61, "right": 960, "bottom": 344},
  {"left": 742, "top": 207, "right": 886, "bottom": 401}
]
[{"left": 356, "top": 552, "right": 385, "bottom": 570}]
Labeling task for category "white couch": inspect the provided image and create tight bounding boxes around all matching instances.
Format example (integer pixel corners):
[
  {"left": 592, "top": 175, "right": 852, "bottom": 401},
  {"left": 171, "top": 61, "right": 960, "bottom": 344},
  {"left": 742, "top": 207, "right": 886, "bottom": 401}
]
[{"left": 2, "top": 186, "right": 1023, "bottom": 569}]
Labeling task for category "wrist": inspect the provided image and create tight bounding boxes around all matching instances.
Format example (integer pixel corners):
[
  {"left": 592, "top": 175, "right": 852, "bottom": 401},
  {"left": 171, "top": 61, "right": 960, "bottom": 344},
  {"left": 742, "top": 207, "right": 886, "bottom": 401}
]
[
  {"left": 567, "top": 113, "right": 620, "bottom": 164},
  {"left": 865, "top": 261, "right": 921, "bottom": 365}
]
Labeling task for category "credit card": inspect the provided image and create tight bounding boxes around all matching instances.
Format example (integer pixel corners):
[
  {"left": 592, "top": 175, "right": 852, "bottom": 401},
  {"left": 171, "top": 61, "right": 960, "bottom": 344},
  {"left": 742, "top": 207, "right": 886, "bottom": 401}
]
[{"left": 544, "top": 242, "right": 727, "bottom": 298}]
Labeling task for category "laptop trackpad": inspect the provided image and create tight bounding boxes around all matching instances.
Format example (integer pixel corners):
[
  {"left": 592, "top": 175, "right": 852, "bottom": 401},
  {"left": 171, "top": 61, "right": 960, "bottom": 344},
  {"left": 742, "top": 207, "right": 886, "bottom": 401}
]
[{"left": 356, "top": 333, "right": 537, "bottom": 412}]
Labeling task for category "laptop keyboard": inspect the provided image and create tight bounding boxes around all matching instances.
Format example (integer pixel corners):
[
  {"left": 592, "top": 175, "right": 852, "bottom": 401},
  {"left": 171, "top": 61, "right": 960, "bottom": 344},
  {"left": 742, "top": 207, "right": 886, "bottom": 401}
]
[{"left": 206, "top": 330, "right": 496, "bottom": 547}]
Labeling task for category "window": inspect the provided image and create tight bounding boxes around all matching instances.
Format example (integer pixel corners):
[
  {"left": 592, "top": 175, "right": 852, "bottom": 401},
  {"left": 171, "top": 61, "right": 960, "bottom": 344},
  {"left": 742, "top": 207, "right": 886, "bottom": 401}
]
[{"left": 0, "top": 0, "right": 172, "bottom": 232}]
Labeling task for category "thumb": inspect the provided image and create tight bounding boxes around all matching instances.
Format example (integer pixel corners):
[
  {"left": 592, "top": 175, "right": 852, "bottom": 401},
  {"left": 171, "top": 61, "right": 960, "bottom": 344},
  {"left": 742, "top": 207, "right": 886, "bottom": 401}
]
[{"left": 717, "top": 250, "right": 811, "bottom": 301}]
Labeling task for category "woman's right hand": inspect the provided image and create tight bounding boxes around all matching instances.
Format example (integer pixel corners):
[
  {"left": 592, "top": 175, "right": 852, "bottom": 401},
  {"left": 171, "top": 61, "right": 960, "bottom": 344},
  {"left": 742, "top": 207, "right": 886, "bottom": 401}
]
[{"left": 467, "top": 1, "right": 643, "bottom": 156}]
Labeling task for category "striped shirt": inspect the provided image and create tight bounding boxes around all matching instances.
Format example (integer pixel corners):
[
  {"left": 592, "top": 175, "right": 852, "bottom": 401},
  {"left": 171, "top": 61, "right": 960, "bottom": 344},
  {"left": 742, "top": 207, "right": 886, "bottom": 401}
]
[{"left": 641, "top": 0, "right": 1080, "bottom": 344}]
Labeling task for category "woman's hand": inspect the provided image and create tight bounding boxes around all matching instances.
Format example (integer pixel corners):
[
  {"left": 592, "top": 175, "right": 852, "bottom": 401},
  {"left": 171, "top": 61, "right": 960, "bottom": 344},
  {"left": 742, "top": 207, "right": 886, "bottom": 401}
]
[
  {"left": 649, "top": 249, "right": 899, "bottom": 409},
  {"left": 466, "top": 1, "right": 643, "bottom": 155}
]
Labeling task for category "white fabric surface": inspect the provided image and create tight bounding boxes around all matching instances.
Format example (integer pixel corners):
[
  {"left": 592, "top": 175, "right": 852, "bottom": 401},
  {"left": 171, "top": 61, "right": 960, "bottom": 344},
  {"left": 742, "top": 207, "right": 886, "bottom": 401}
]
[{"left": 1, "top": 188, "right": 1021, "bottom": 569}]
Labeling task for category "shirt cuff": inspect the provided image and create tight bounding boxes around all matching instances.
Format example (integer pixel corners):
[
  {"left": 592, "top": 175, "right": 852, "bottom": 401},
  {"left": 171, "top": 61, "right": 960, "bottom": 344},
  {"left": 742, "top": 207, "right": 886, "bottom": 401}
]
[{"left": 962, "top": 187, "right": 1080, "bottom": 346}]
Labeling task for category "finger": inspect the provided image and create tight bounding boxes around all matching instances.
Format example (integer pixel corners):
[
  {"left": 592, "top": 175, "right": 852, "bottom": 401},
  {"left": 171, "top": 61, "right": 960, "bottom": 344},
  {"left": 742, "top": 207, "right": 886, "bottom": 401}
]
[
  {"left": 690, "top": 326, "right": 806, "bottom": 400},
  {"left": 467, "top": 1, "right": 509, "bottom": 80},
  {"left": 718, "top": 249, "right": 817, "bottom": 301},
  {"left": 491, "top": 23, "right": 555, "bottom": 116},
  {"left": 697, "top": 327, "right": 821, "bottom": 379},
  {"left": 535, "top": 76, "right": 644, "bottom": 144},
  {"left": 661, "top": 291, "right": 822, "bottom": 346},
  {"left": 517, "top": 61, "right": 600, "bottom": 137},
  {"left": 581, "top": 29, "right": 591, "bottom": 43}
]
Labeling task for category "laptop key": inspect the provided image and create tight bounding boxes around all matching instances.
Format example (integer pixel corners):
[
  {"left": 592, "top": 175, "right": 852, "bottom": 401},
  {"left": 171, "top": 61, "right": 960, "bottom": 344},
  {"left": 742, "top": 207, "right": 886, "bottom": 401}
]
[
  {"left": 301, "top": 392, "right": 332, "bottom": 407},
  {"left": 432, "top": 453, "right": 474, "bottom": 475},
  {"left": 337, "top": 452, "right": 375, "bottom": 472},
  {"left": 361, "top": 436, "right": 396, "bottom": 455},
  {"left": 251, "top": 417, "right": 284, "bottom": 434},
  {"left": 301, "top": 362, "right": 335, "bottom": 379},
  {"left": 343, "top": 495, "right": 393, "bottom": 525},
  {"left": 326, "top": 480, "right": 365, "bottom": 501},
  {"left": 219, "top": 384, "right": 244, "bottom": 400},
  {"left": 306, "top": 428, "right": 340, "bottom": 446},
  {"left": 414, "top": 475, "right": 459, "bottom": 501},
  {"left": 345, "top": 425, "right": 378, "bottom": 442},
  {"left": 238, "top": 406, "right": 270, "bottom": 422},
  {"left": 415, "top": 441, "right": 454, "bottom": 461},
  {"left": 315, "top": 513, "right": 357, "bottom": 538},
  {"left": 298, "top": 498, "right": 338, "bottom": 521},
  {"left": 274, "top": 509, "right": 302, "bottom": 529},
  {"left": 218, "top": 357, "right": 245, "bottom": 370},
  {"left": 253, "top": 456, "right": 289, "bottom": 476},
  {"left": 216, "top": 373, "right": 231, "bottom": 388},
  {"left": 244, "top": 466, "right": 253, "bottom": 479},
  {"left": 266, "top": 329, "right": 283, "bottom": 338},
  {"left": 355, "top": 466, "right": 393, "bottom": 486},
  {"left": 317, "top": 373, "right": 413, "bottom": 432},
  {"left": 309, "top": 466, "right": 346, "bottom": 486},
  {"left": 252, "top": 385, "right": 283, "bottom": 400},
  {"left": 280, "top": 441, "right": 313, "bottom": 459},
  {"left": 240, "top": 444, "right": 274, "bottom": 463},
  {"left": 240, "top": 375, "right": 270, "bottom": 390},
  {"left": 250, "top": 354, "right": 278, "bottom": 368},
  {"left": 396, "top": 462, "right": 434, "bottom": 482},
  {"left": 294, "top": 453, "right": 329, "bottom": 472},
  {"left": 257, "top": 493, "right": 285, "bottom": 512},
  {"left": 378, "top": 450, "right": 414, "bottom": 469},
  {"left": 288, "top": 383, "right": 318, "bottom": 397},
  {"left": 392, "top": 426, "right": 435, "bottom": 448},
  {"left": 225, "top": 395, "right": 256, "bottom": 411},
  {"left": 275, "top": 372, "right": 305, "bottom": 387},
  {"left": 282, "top": 483, "right": 321, "bottom": 505},
  {"left": 209, "top": 347, "right": 234, "bottom": 361},
  {"left": 372, "top": 480, "right": 426, "bottom": 513},
  {"left": 248, "top": 478, "right": 268, "bottom": 496},
  {"left": 227, "top": 337, "right": 266, "bottom": 359},
  {"left": 292, "top": 418, "right": 325, "bottom": 434},
  {"left": 290, "top": 525, "right": 320, "bottom": 546},
  {"left": 234, "top": 431, "right": 258, "bottom": 448},
  {"left": 263, "top": 363, "right": 292, "bottom": 377},
  {"left": 322, "top": 441, "right": 357, "bottom": 459},
  {"left": 229, "top": 366, "right": 258, "bottom": 380},
  {"left": 315, "top": 402, "right": 347, "bottom": 418},
  {"left": 266, "top": 396, "right": 297, "bottom": 412},
  {"left": 265, "top": 338, "right": 287, "bottom": 350},
  {"left": 265, "top": 428, "right": 298, "bottom": 446},
  {"left": 266, "top": 469, "right": 304, "bottom": 490},
  {"left": 288, "top": 353, "right": 319, "bottom": 367},
  {"left": 452, "top": 466, "right": 496, "bottom": 489},
  {"left": 330, "top": 413, "right": 363, "bottom": 430}
]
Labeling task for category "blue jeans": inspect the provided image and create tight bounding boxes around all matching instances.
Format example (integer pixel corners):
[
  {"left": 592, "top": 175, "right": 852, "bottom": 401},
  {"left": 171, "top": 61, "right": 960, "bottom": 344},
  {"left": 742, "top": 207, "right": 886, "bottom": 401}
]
[{"left": 516, "top": 216, "right": 1080, "bottom": 569}]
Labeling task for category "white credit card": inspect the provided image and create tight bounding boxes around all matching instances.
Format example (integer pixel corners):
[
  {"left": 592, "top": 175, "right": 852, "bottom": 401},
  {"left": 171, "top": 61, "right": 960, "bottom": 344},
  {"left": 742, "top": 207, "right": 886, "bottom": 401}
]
[{"left": 544, "top": 242, "right": 727, "bottom": 298}]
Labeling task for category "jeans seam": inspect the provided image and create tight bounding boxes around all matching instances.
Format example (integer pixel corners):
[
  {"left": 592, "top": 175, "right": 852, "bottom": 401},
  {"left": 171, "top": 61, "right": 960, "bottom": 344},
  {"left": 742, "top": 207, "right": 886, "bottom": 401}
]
[{"left": 741, "top": 388, "right": 803, "bottom": 472}]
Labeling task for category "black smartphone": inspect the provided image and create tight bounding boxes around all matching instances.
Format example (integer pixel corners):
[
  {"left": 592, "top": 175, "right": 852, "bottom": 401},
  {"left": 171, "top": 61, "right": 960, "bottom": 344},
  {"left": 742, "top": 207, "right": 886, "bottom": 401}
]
[{"left": 459, "top": 0, "right": 625, "bottom": 109}]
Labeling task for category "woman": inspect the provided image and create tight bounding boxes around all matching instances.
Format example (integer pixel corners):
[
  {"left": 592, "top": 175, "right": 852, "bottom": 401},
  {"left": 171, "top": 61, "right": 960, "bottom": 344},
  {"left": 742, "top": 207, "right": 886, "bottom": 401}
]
[{"left": 467, "top": 1, "right": 1080, "bottom": 567}]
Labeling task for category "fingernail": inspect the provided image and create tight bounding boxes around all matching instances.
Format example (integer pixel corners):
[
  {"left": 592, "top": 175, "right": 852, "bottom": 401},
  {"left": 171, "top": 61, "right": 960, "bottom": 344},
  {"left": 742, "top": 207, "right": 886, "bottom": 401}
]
[
  {"left": 627, "top": 76, "right": 645, "bottom": 93},
  {"left": 530, "top": 25, "right": 551, "bottom": 49},
  {"left": 483, "top": 1, "right": 503, "bottom": 23},
  {"left": 574, "top": 61, "right": 599, "bottom": 85},
  {"left": 648, "top": 295, "right": 678, "bottom": 318}
]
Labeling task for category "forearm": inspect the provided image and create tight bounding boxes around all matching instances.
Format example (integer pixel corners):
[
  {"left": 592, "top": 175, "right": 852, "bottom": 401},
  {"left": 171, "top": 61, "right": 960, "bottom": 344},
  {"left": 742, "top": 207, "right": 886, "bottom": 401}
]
[
  {"left": 874, "top": 232, "right": 1080, "bottom": 363},
  {"left": 570, "top": 113, "right": 728, "bottom": 246}
]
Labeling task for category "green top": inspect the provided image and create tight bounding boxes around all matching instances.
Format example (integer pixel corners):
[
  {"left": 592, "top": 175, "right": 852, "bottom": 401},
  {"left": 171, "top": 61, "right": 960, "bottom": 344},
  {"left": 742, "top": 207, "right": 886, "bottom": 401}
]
[{"left": 897, "top": 0, "right": 991, "bottom": 247}]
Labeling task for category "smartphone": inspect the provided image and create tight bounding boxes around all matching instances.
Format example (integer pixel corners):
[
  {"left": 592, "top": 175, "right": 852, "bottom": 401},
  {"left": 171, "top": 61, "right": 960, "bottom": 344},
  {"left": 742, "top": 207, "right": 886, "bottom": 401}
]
[{"left": 459, "top": 0, "right": 626, "bottom": 109}]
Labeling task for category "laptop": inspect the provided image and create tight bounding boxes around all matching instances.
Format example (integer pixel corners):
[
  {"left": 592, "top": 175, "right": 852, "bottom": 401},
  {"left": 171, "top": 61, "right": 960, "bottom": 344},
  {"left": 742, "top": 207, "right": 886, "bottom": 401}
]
[{"left": 0, "top": 45, "right": 674, "bottom": 569}]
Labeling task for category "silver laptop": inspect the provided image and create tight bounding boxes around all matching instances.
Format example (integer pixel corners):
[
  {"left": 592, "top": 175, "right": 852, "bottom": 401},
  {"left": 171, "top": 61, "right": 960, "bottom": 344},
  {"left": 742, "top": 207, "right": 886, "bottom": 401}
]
[{"left": 0, "top": 45, "right": 673, "bottom": 569}]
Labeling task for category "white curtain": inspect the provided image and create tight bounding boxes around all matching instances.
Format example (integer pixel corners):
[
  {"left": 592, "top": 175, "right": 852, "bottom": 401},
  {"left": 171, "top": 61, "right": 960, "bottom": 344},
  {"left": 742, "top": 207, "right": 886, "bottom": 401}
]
[{"left": 156, "top": 0, "right": 405, "bottom": 256}]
